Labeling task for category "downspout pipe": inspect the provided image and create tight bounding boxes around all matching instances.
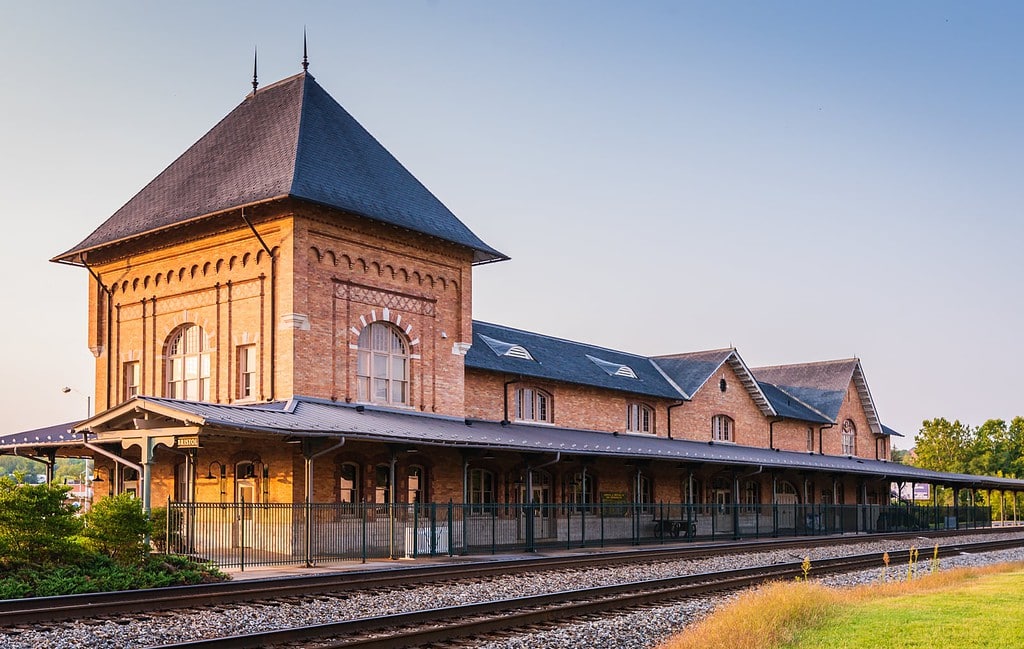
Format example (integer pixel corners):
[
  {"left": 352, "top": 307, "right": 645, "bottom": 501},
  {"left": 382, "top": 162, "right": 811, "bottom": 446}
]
[
  {"left": 81, "top": 257, "right": 113, "bottom": 412},
  {"left": 80, "top": 435, "right": 144, "bottom": 476},
  {"left": 502, "top": 377, "right": 521, "bottom": 424},
  {"left": 768, "top": 417, "right": 784, "bottom": 450},
  {"left": 304, "top": 437, "right": 347, "bottom": 504},
  {"left": 303, "top": 437, "right": 346, "bottom": 567},
  {"left": 817, "top": 423, "right": 834, "bottom": 455},
  {"left": 242, "top": 208, "right": 275, "bottom": 401},
  {"left": 666, "top": 400, "right": 686, "bottom": 440}
]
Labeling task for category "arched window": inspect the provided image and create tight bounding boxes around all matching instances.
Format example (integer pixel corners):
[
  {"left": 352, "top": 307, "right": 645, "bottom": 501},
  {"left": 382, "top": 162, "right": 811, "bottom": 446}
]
[
  {"left": 711, "top": 415, "right": 734, "bottom": 442},
  {"left": 165, "top": 324, "right": 210, "bottom": 401},
  {"left": 374, "top": 464, "right": 391, "bottom": 507},
  {"left": 337, "top": 462, "right": 360, "bottom": 512},
  {"left": 626, "top": 403, "right": 653, "bottom": 433},
  {"left": 357, "top": 322, "right": 410, "bottom": 406},
  {"left": 514, "top": 387, "right": 552, "bottom": 423},
  {"left": 842, "top": 419, "right": 856, "bottom": 455},
  {"left": 407, "top": 465, "right": 426, "bottom": 505},
  {"left": 468, "top": 468, "right": 495, "bottom": 514}
]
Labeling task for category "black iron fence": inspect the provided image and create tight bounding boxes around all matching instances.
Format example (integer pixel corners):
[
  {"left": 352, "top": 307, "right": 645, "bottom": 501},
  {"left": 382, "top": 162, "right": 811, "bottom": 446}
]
[{"left": 164, "top": 500, "right": 998, "bottom": 569}]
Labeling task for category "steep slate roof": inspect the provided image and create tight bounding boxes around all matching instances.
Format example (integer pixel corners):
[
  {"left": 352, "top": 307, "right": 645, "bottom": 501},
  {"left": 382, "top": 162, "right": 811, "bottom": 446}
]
[
  {"left": 651, "top": 349, "right": 775, "bottom": 416},
  {"left": 51, "top": 395, "right": 1024, "bottom": 491},
  {"left": 53, "top": 72, "right": 505, "bottom": 265},
  {"left": 465, "top": 321, "right": 686, "bottom": 401},
  {"left": 751, "top": 359, "right": 883, "bottom": 435},
  {"left": 756, "top": 382, "right": 831, "bottom": 423}
]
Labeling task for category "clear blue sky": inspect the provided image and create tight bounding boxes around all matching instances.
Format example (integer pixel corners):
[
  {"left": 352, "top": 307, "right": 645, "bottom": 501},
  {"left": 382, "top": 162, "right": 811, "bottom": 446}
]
[{"left": 2, "top": 1, "right": 1022, "bottom": 447}]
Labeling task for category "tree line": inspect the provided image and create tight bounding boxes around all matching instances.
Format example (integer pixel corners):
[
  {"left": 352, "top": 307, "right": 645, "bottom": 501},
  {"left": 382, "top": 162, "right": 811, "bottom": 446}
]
[{"left": 909, "top": 417, "right": 1024, "bottom": 478}]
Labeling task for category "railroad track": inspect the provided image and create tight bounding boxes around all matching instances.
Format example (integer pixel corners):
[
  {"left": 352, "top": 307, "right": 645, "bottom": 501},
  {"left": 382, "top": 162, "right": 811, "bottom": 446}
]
[
  {"left": 144, "top": 536, "right": 1024, "bottom": 649},
  {"left": 0, "top": 527, "right": 1002, "bottom": 628}
]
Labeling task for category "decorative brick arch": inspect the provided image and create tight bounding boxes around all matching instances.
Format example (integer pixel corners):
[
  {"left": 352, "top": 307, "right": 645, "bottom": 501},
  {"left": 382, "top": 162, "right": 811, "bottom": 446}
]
[{"left": 348, "top": 308, "right": 420, "bottom": 358}]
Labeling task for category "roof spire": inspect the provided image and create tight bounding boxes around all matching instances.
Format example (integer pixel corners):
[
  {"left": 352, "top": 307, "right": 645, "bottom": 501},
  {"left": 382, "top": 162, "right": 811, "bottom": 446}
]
[
  {"left": 252, "top": 47, "right": 259, "bottom": 94},
  {"left": 302, "top": 27, "right": 309, "bottom": 72}
]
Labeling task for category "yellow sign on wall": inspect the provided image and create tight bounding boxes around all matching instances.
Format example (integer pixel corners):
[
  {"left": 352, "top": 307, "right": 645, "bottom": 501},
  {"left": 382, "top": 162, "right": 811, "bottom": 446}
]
[{"left": 176, "top": 436, "right": 200, "bottom": 448}]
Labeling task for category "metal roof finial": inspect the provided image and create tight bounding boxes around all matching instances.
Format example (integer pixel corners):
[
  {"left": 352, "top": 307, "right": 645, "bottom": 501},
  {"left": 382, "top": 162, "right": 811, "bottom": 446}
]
[
  {"left": 302, "top": 27, "right": 309, "bottom": 72},
  {"left": 252, "top": 47, "right": 259, "bottom": 94}
]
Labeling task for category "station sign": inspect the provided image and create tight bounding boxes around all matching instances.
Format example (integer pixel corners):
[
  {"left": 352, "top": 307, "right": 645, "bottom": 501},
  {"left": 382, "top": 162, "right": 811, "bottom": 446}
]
[{"left": 176, "top": 435, "right": 200, "bottom": 449}]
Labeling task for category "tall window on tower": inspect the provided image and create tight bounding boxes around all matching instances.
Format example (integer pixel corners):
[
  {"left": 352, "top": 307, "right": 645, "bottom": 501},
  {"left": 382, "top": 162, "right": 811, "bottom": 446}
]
[
  {"left": 122, "top": 361, "right": 140, "bottom": 401},
  {"left": 357, "top": 322, "right": 410, "bottom": 406},
  {"left": 237, "top": 344, "right": 257, "bottom": 400},
  {"left": 165, "top": 324, "right": 210, "bottom": 401}
]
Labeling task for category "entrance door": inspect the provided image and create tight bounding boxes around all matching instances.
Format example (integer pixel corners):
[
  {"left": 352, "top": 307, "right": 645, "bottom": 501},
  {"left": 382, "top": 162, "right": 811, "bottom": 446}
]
[
  {"left": 520, "top": 472, "right": 552, "bottom": 539},
  {"left": 711, "top": 477, "right": 733, "bottom": 533},
  {"left": 234, "top": 461, "right": 258, "bottom": 548},
  {"left": 776, "top": 482, "right": 798, "bottom": 530}
]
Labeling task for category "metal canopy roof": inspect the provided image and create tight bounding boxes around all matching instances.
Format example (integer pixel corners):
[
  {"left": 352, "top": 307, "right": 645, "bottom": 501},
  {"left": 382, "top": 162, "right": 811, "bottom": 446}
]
[{"left": 30, "top": 395, "right": 1023, "bottom": 491}]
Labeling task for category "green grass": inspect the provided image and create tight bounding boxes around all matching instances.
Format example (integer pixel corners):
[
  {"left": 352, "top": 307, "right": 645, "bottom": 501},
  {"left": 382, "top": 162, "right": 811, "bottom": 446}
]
[
  {"left": 783, "top": 570, "right": 1024, "bottom": 649},
  {"left": 658, "top": 563, "right": 1024, "bottom": 649}
]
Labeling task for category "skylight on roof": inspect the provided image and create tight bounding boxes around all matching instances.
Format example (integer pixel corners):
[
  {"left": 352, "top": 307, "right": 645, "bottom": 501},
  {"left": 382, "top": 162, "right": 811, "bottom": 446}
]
[
  {"left": 479, "top": 334, "right": 535, "bottom": 361},
  {"left": 587, "top": 355, "right": 638, "bottom": 379}
]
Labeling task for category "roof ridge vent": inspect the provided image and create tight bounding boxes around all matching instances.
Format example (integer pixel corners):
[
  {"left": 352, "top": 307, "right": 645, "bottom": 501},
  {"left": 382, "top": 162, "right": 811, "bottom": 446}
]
[
  {"left": 586, "top": 354, "right": 638, "bottom": 379},
  {"left": 479, "top": 334, "right": 535, "bottom": 361}
]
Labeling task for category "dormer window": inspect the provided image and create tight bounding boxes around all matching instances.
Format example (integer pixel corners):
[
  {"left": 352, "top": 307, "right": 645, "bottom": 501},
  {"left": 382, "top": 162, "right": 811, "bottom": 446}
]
[
  {"left": 587, "top": 355, "right": 638, "bottom": 379},
  {"left": 480, "top": 334, "right": 535, "bottom": 361}
]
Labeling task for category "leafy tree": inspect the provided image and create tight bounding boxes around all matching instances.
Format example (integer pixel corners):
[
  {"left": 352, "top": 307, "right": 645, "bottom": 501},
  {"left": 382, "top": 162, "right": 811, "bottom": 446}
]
[
  {"left": 912, "top": 418, "right": 973, "bottom": 474},
  {"left": 82, "top": 493, "right": 153, "bottom": 566},
  {"left": 0, "top": 477, "right": 83, "bottom": 564}
]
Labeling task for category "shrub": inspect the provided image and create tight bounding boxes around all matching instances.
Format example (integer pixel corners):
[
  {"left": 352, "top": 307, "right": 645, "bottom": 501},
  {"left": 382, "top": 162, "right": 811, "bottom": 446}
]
[
  {"left": 0, "top": 477, "right": 83, "bottom": 565},
  {"left": 82, "top": 493, "right": 152, "bottom": 565}
]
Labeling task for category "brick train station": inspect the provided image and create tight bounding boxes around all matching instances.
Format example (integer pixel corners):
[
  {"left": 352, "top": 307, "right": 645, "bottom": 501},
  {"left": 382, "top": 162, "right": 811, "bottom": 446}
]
[{"left": 3, "top": 62, "right": 1021, "bottom": 566}]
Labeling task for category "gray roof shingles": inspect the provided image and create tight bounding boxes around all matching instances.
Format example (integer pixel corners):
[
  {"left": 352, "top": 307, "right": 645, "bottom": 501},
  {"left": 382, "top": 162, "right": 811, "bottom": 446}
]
[
  {"left": 54, "top": 73, "right": 505, "bottom": 264},
  {"left": 650, "top": 350, "right": 733, "bottom": 397},
  {"left": 466, "top": 321, "right": 685, "bottom": 401},
  {"left": 751, "top": 360, "right": 859, "bottom": 422}
]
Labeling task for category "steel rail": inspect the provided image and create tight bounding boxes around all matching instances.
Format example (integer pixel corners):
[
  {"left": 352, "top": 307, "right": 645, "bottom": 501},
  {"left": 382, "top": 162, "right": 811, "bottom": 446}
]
[
  {"left": 145, "top": 536, "right": 1024, "bottom": 649},
  {"left": 0, "top": 528, "right": 1011, "bottom": 627}
]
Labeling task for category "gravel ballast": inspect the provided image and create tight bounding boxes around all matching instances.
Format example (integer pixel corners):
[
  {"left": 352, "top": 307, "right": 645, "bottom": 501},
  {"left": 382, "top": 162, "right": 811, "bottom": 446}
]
[{"left": 1, "top": 531, "right": 1022, "bottom": 649}]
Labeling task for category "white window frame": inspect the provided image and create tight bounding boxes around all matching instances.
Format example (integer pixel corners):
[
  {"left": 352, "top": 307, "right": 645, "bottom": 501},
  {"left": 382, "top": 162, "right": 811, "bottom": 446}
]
[
  {"left": 237, "top": 344, "right": 257, "bottom": 401},
  {"left": 514, "top": 387, "right": 552, "bottom": 423},
  {"left": 357, "top": 322, "right": 410, "bottom": 406},
  {"left": 165, "top": 324, "right": 210, "bottom": 401},
  {"left": 123, "top": 361, "right": 140, "bottom": 401},
  {"left": 626, "top": 403, "right": 653, "bottom": 433},
  {"left": 711, "top": 415, "right": 734, "bottom": 442},
  {"left": 842, "top": 419, "right": 856, "bottom": 455}
]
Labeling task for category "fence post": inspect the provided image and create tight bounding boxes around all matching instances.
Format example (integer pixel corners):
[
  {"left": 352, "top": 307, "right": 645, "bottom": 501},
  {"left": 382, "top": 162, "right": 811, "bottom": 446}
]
[
  {"left": 165, "top": 496, "right": 171, "bottom": 554},
  {"left": 239, "top": 495, "right": 245, "bottom": 572},
  {"left": 447, "top": 500, "right": 454, "bottom": 557},
  {"left": 304, "top": 498, "right": 313, "bottom": 567},
  {"left": 361, "top": 501, "right": 367, "bottom": 564}
]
